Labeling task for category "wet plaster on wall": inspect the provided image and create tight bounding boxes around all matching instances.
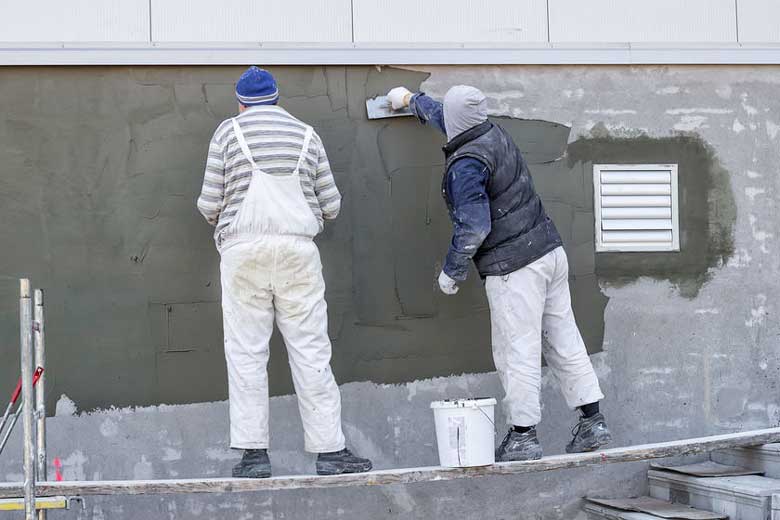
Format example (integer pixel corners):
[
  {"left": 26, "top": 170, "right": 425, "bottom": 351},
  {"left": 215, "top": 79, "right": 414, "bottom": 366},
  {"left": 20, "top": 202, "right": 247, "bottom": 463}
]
[
  {"left": 2, "top": 64, "right": 780, "bottom": 520},
  {"left": 568, "top": 133, "right": 736, "bottom": 298},
  {"left": 0, "top": 66, "right": 606, "bottom": 412}
]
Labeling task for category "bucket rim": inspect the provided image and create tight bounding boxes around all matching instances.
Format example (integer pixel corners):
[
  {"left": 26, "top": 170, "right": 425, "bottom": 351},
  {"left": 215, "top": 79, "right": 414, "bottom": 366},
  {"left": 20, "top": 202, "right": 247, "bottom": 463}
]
[{"left": 430, "top": 397, "right": 497, "bottom": 409}]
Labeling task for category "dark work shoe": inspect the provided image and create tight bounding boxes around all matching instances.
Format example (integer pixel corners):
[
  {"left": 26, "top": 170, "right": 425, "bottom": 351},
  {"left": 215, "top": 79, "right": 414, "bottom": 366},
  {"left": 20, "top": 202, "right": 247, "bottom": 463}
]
[
  {"left": 495, "top": 427, "right": 543, "bottom": 462},
  {"left": 232, "top": 449, "right": 272, "bottom": 478},
  {"left": 566, "top": 412, "right": 612, "bottom": 453},
  {"left": 316, "top": 449, "right": 372, "bottom": 476}
]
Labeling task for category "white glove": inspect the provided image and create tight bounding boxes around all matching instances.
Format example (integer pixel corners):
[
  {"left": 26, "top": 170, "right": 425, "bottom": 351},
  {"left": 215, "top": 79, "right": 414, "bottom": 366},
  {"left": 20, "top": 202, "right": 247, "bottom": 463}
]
[
  {"left": 387, "top": 87, "right": 412, "bottom": 110},
  {"left": 438, "top": 271, "right": 459, "bottom": 295}
]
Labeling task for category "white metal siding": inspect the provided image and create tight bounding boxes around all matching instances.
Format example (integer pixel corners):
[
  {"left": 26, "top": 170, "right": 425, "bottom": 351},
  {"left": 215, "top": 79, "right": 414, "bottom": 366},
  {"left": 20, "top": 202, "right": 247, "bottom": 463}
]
[
  {"left": 0, "top": 0, "right": 149, "bottom": 42},
  {"left": 737, "top": 0, "right": 780, "bottom": 42},
  {"left": 593, "top": 165, "right": 680, "bottom": 253},
  {"left": 352, "top": 0, "right": 548, "bottom": 43},
  {"left": 151, "top": 0, "right": 352, "bottom": 43},
  {"left": 549, "top": 0, "right": 737, "bottom": 42}
]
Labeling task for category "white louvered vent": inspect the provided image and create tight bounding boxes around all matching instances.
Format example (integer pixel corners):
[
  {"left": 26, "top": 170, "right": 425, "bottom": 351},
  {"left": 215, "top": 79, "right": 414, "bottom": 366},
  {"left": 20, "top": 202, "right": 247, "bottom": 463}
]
[{"left": 593, "top": 164, "right": 680, "bottom": 252}]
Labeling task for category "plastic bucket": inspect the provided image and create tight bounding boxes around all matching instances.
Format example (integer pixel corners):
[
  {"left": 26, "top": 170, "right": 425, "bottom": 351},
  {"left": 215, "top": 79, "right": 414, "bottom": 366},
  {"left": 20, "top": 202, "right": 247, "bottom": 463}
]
[{"left": 430, "top": 397, "right": 497, "bottom": 467}]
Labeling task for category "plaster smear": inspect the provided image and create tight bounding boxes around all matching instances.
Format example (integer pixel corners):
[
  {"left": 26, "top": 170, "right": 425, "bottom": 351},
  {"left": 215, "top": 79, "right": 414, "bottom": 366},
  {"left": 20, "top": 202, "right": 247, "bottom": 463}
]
[
  {"left": 0, "top": 65, "right": 739, "bottom": 415},
  {"left": 0, "top": 66, "right": 609, "bottom": 411}
]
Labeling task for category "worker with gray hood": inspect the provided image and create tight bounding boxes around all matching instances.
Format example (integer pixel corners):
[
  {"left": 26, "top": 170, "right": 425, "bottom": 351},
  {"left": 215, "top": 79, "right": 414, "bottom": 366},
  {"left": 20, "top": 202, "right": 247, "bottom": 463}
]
[{"left": 385, "top": 85, "right": 612, "bottom": 461}]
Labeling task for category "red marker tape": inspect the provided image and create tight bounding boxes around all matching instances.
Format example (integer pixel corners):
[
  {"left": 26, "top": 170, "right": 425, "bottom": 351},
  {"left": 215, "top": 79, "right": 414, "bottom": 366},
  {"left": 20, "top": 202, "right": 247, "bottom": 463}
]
[{"left": 53, "top": 457, "right": 63, "bottom": 481}]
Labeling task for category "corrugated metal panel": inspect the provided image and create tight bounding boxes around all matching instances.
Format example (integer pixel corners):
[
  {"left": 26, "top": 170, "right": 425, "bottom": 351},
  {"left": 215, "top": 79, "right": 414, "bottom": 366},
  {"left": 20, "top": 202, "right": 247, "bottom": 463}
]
[
  {"left": 594, "top": 165, "right": 679, "bottom": 252},
  {"left": 151, "top": 0, "right": 352, "bottom": 43},
  {"left": 0, "top": 0, "right": 149, "bottom": 42},
  {"left": 549, "top": 0, "right": 737, "bottom": 42},
  {"left": 353, "top": 0, "right": 548, "bottom": 43},
  {"left": 738, "top": 0, "right": 780, "bottom": 42}
]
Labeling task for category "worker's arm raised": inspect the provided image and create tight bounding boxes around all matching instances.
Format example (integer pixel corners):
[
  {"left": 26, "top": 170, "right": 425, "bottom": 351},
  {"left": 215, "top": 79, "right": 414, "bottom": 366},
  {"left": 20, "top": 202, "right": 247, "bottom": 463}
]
[
  {"left": 441, "top": 157, "right": 492, "bottom": 285},
  {"left": 386, "top": 87, "right": 446, "bottom": 135},
  {"left": 409, "top": 93, "right": 446, "bottom": 135}
]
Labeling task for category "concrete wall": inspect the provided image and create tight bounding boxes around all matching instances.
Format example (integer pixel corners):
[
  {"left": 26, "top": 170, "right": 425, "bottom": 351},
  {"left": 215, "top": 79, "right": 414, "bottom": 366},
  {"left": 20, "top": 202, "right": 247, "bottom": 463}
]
[
  {"left": 0, "top": 66, "right": 616, "bottom": 412},
  {"left": 0, "top": 64, "right": 778, "bottom": 518}
]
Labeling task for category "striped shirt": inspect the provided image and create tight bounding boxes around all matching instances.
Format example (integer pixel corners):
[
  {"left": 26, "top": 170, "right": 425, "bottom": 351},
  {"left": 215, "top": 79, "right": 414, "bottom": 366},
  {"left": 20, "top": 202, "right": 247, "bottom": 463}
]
[{"left": 197, "top": 105, "right": 341, "bottom": 243}]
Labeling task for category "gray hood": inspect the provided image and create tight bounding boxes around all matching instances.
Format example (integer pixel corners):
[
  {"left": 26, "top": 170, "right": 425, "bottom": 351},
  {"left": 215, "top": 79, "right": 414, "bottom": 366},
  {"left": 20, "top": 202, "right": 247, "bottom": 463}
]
[{"left": 443, "top": 85, "right": 488, "bottom": 141}]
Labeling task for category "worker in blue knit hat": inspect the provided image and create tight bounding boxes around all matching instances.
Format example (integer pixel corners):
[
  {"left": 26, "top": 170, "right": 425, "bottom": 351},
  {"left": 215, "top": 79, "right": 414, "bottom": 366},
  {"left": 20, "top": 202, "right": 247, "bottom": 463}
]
[
  {"left": 198, "top": 66, "right": 372, "bottom": 478},
  {"left": 385, "top": 85, "right": 612, "bottom": 461}
]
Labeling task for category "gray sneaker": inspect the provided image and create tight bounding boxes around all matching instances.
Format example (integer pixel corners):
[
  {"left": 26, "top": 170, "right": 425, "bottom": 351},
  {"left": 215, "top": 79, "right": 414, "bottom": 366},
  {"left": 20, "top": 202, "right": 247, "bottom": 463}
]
[
  {"left": 316, "top": 449, "right": 372, "bottom": 476},
  {"left": 232, "top": 449, "right": 272, "bottom": 478},
  {"left": 566, "top": 412, "right": 612, "bottom": 453},
  {"left": 495, "top": 428, "right": 543, "bottom": 462}
]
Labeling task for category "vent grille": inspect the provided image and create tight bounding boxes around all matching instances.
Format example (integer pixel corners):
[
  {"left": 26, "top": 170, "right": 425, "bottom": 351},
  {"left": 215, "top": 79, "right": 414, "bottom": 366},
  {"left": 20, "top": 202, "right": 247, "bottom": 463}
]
[{"left": 593, "top": 164, "right": 679, "bottom": 252}]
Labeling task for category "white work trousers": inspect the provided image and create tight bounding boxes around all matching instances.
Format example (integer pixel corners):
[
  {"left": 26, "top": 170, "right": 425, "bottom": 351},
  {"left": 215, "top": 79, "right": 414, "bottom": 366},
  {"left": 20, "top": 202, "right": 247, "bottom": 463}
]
[
  {"left": 218, "top": 117, "right": 345, "bottom": 453},
  {"left": 485, "top": 247, "right": 604, "bottom": 426}
]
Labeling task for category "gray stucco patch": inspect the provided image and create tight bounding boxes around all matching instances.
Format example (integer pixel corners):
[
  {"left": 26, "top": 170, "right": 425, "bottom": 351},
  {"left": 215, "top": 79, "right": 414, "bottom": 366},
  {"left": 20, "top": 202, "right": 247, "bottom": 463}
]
[{"left": 0, "top": 66, "right": 609, "bottom": 412}]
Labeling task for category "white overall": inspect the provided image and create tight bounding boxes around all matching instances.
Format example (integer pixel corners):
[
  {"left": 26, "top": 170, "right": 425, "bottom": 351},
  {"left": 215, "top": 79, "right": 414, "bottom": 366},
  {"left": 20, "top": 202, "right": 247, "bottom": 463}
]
[
  {"left": 219, "top": 118, "right": 346, "bottom": 453},
  {"left": 485, "top": 247, "right": 604, "bottom": 427}
]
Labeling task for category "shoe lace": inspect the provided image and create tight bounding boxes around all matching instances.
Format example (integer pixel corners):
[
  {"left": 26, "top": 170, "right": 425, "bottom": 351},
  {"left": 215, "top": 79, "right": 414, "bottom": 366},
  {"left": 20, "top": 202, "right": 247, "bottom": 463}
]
[
  {"left": 570, "top": 417, "right": 584, "bottom": 439},
  {"left": 501, "top": 429, "right": 513, "bottom": 446}
]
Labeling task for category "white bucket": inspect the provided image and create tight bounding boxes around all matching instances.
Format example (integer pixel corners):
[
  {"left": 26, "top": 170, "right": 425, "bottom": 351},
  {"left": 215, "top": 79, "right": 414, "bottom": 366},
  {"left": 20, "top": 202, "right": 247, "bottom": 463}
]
[{"left": 430, "top": 397, "right": 497, "bottom": 468}]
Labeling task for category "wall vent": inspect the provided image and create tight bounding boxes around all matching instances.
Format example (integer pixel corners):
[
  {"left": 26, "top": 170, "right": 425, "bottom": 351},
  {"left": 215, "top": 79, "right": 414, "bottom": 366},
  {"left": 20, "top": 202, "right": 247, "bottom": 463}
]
[{"left": 593, "top": 164, "right": 679, "bottom": 252}]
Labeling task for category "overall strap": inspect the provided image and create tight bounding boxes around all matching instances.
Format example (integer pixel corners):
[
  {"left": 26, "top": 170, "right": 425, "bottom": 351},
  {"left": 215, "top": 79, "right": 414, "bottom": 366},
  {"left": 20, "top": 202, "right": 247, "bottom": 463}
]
[
  {"left": 231, "top": 118, "right": 258, "bottom": 169},
  {"left": 293, "top": 126, "right": 315, "bottom": 175}
]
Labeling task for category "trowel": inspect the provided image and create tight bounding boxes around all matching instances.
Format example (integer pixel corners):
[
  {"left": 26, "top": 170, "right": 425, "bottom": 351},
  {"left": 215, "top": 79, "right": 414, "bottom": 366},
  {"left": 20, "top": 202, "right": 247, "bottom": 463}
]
[{"left": 365, "top": 95, "right": 414, "bottom": 120}]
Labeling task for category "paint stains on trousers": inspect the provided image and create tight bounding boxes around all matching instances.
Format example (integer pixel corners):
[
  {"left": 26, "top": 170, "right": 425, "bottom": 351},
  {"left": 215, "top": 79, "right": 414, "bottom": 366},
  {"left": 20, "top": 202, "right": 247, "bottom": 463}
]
[
  {"left": 485, "top": 247, "right": 604, "bottom": 427},
  {"left": 220, "top": 236, "right": 346, "bottom": 453}
]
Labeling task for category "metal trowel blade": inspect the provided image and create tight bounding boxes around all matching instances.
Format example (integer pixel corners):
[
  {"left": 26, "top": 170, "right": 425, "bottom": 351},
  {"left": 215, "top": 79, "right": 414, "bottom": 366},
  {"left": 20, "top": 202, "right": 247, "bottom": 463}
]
[{"left": 366, "top": 96, "right": 413, "bottom": 120}]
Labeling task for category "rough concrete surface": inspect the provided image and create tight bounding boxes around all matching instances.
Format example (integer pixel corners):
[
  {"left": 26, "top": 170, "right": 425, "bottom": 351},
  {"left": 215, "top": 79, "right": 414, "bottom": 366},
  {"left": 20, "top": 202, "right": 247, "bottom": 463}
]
[
  {"left": 1, "top": 64, "right": 779, "bottom": 518},
  {"left": 0, "top": 66, "right": 609, "bottom": 412}
]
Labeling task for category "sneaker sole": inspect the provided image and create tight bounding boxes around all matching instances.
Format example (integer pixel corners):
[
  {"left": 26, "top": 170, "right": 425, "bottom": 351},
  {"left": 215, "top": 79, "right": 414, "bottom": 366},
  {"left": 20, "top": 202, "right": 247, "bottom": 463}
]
[
  {"left": 232, "top": 468, "right": 272, "bottom": 479},
  {"left": 316, "top": 461, "right": 373, "bottom": 476},
  {"left": 496, "top": 449, "right": 543, "bottom": 463},
  {"left": 566, "top": 432, "right": 613, "bottom": 454}
]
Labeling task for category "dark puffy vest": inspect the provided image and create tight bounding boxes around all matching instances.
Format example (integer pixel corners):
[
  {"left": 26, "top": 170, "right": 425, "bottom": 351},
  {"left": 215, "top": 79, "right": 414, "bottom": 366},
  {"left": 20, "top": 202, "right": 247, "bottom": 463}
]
[{"left": 443, "top": 121, "right": 562, "bottom": 278}]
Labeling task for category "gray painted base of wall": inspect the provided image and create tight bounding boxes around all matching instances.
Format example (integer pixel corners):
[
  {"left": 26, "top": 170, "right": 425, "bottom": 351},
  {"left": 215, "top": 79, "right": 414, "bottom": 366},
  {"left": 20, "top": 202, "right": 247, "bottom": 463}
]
[{"left": 0, "top": 358, "right": 713, "bottom": 519}]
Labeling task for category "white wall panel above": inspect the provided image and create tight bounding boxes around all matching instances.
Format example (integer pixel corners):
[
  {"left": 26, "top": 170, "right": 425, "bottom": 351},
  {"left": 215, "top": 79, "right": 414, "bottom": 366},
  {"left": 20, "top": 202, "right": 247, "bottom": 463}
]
[
  {"left": 549, "top": 0, "right": 737, "bottom": 43},
  {"left": 353, "top": 0, "right": 548, "bottom": 43},
  {"left": 738, "top": 0, "right": 780, "bottom": 42},
  {"left": 151, "top": 0, "right": 352, "bottom": 43},
  {"left": 0, "top": 0, "right": 149, "bottom": 42}
]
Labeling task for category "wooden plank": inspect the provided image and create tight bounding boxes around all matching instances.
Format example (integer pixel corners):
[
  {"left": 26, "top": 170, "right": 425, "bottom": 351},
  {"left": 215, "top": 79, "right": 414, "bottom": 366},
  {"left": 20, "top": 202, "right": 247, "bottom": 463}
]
[{"left": 1, "top": 428, "right": 779, "bottom": 498}]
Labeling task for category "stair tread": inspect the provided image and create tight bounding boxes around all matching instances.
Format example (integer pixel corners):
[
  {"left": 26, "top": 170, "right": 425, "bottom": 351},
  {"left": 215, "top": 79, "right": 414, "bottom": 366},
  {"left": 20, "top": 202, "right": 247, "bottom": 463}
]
[
  {"left": 584, "top": 503, "right": 665, "bottom": 520},
  {"left": 585, "top": 496, "right": 727, "bottom": 519},
  {"left": 715, "top": 443, "right": 780, "bottom": 454},
  {"left": 651, "top": 461, "right": 762, "bottom": 477},
  {"left": 649, "top": 469, "right": 780, "bottom": 496}
]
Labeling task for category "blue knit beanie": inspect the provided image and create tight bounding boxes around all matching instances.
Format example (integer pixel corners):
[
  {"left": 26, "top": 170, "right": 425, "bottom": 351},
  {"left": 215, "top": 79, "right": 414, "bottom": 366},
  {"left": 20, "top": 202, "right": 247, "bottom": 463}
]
[{"left": 236, "top": 66, "right": 279, "bottom": 106}]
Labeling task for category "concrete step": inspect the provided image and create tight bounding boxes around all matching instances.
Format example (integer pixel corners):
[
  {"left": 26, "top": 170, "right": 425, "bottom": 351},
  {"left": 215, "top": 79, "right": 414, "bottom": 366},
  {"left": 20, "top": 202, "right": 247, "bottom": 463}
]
[
  {"left": 584, "top": 497, "right": 727, "bottom": 519},
  {"left": 649, "top": 468, "right": 780, "bottom": 520},
  {"left": 712, "top": 444, "right": 780, "bottom": 479},
  {"left": 584, "top": 502, "right": 661, "bottom": 520}
]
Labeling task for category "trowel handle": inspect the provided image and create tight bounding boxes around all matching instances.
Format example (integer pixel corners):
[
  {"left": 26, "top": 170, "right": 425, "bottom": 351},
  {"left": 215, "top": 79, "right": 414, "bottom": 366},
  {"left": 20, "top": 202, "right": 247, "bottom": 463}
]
[{"left": 9, "top": 367, "right": 44, "bottom": 405}]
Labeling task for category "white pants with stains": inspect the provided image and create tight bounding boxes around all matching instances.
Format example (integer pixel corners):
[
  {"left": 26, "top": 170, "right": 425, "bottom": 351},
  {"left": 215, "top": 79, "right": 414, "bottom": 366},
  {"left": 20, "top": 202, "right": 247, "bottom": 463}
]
[
  {"left": 485, "top": 247, "right": 604, "bottom": 427},
  {"left": 220, "top": 236, "right": 346, "bottom": 453}
]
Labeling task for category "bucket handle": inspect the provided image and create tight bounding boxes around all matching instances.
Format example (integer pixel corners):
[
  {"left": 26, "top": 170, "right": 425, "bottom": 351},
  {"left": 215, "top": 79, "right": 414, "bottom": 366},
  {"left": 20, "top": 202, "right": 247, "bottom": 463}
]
[{"left": 476, "top": 406, "right": 497, "bottom": 434}]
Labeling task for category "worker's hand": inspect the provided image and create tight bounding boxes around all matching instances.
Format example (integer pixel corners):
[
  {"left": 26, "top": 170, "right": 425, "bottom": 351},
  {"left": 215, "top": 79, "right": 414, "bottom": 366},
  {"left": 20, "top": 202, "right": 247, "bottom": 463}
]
[
  {"left": 387, "top": 87, "right": 413, "bottom": 110},
  {"left": 438, "top": 271, "right": 459, "bottom": 295}
]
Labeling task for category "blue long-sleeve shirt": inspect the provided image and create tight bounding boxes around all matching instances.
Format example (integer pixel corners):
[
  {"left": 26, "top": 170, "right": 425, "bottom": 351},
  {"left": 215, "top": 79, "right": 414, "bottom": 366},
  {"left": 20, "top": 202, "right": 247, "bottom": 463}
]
[{"left": 409, "top": 93, "right": 492, "bottom": 282}]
